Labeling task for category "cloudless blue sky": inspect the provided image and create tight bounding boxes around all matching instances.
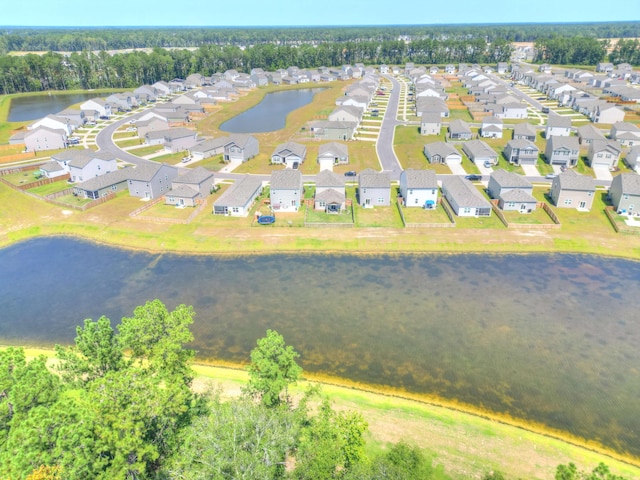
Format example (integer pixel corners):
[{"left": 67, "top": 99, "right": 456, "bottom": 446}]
[{"left": 3, "top": 0, "right": 638, "bottom": 26}]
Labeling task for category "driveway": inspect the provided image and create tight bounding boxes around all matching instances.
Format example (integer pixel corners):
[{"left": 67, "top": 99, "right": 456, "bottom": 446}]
[
  {"left": 521, "top": 164, "right": 540, "bottom": 176},
  {"left": 593, "top": 165, "right": 613, "bottom": 181},
  {"left": 476, "top": 162, "right": 494, "bottom": 176},
  {"left": 447, "top": 161, "right": 467, "bottom": 176}
]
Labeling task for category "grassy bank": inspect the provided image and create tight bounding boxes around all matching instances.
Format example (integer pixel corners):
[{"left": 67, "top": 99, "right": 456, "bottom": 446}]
[{"left": 14, "top": 347, "right": 640, "bottom": 479}]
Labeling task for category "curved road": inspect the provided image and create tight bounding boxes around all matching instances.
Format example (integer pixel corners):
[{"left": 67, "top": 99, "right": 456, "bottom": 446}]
[{"left": 377, "top": 74, "right": 404, "bottom": 180}]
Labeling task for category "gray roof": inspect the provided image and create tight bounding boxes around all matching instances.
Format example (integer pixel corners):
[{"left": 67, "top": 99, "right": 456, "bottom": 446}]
[
  {"left": 448, "top": 120, "right": 472, "bottom": 135},
  {"left": 442, "top": 176, "right": 492, "bottom": 208},
  {"left": 226, "top": 134, "right": 257, "bottom": 149},
  {"left": 612, "top": 122, "right": 640, "bottom": 133},
  {"left": 128, "top": 163, "right": 175, "bottom": 182},
  {"left": 270, "top": 169, "right": 302, "bottom": 189},
  {"left": 75, "top": 168, "right": 130, "bottom": 192},
  {"left": 547, "top": 113, "right": 571, "bottom": 128},
  {"left": 273, "top": 142, "right": 306, "bottom": 158},
  {"left": 168, "top": 184, "right": 199, "bottom": 199},
  {"left": 615, "top": 173, "right": 640, "bottom": 195},
  {"left": 316, "top": 169, "right": 345, "bottom": 188},
  {"left": 424, "top": 142, "right": 460, "bottom": 158},
  {"left": 421, "top": 112, "right": 442, "bottom": 124},
  {"left": 499, "top": 189, "right": 537, "bottom": 203},
  {"left": 548, "top": 135, "right": 580, "bottom": 151},
  {"left": 490, "top": 169, "right": 532, "bottom": 189},
  {"left": 578, "top": 124, "right": 605, "bottom": 141},
  {"left": 174, "top": 167, "right": 214, "bottom": 185},
  {"left": 318, "top": 142, "right": 348, "bottom": 158},
  {"left": 506, "top": 138, "right": 538, "bottom": 151},
  {"left": 359, "top": 169, "right": 390, "bottom": 189},
  {"left": 191, "top": 137, "right": 230, "bottom": 153},
  {"left": 54, "top": 149, "right": 115, "bottom": 169},
  {"left": 40, "top": 160, "right": 65, "bottom": 173},
  {"left": 590, "top": 139, "right": 622, "bottom": 156},
  {"left": 556, "top": 170, "right": 596, "bottom": 191},
  {"left": 482, "top": 115, "right": 503, "bottom": 125},
  {"left": 316, "top": 188, "right": 345, "bottom": 204},
  {"left": 214, "top": 176, "right": 263, "bottom": 207},
  {"left": 462, "top": 140, "right": 498, "bottom": 159},
  {"left": 401, "top": 169, "right": 437, "bottom": 189}
]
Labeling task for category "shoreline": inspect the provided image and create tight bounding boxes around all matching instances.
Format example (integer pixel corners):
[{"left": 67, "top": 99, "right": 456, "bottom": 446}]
[{"left": 8, "top": 344, "right": 640, "bottom": 473}]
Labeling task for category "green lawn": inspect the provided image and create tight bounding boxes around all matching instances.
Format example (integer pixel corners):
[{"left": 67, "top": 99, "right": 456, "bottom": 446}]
[
  {"left": 53, "top": 193, "right": 94, "bottom": 207},
  {"left": 141, "top": 201, "right": 197, "bottom": 220},
  {"left": 305, "top": 205, "right": 354, "bottom": 224},
  {"left": 399, "top": 203, "right": 452, "bottom": 225},
  {"left": 114, "top": 138, "right": 143, "bottom": 148},
  {"left": 502, "top": 207, "right": 557, "bottom": 225},
  {"left": 150, "top": 151, "right": 188, "bottom": 165},
  {"left": 127, "top": 144, "right": 165, "bottom": 157},
  {"left": 194, "top": 156, "right": 229, "bottom": 172},
  {"left": 28, "top": 181, "right": 72, "bottom": 196},
  {"left": 1, "top": 170, "right": 45, "bottom": 186},
  {"left": 352, "top": 186, "right": 403, "bottom": 228}
]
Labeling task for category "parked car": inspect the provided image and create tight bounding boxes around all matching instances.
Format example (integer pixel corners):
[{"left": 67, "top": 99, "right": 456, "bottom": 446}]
[
  {"left": 545, "top": 173, "right": 558, "bottom": 179},
  {"left": 483, "top": 160, "right": 492, "bottom": 168},
  {"left": 344, "top": 171, "right": 357, "bottom": 177},
  {"left": 465, "top": 174, "right": 482, "bottom": 181},
  {"left": 181, "top": 156, "right": 191, "bottom": 163}
]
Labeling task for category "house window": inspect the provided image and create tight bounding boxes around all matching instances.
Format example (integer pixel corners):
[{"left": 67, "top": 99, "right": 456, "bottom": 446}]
[
  {"left": 232, "top": 207, "right": 239, "bottom": 213},
  {"left": 318, "top": 201, "right": 326, "bottom": 207},
  {"left": 623, "top": 194, "right": 629, "bottom": 200},
  {"left": 463, "top": 207, "right": 471, "bottom": 214},
  {"left": 377, "top": 197, "right": 384, "bottom": 203},
  {"left": 588, "top": 191, "right": 593, "bottom": 196},
  {"left": 507, "top": 202, "right": 515, "bottom": 208},
  {"left": 564, "top": 199, "right": 572, "bottom": 205},
  {"left": 415, "top": 198, "right": 419, "bottom": 204}
]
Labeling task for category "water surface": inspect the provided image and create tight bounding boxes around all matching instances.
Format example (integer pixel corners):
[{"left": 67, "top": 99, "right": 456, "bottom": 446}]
[
  {"left": 8, "top": 93, "right": 115, "bottom": 122},
  {"left": 220, "top": 88, "right": 324, "bottom": 133},
  {"left": 0, "top": 238, "right": 639, "bottom": 459}
]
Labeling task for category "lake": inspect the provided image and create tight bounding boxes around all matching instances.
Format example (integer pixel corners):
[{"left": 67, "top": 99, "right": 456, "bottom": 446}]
[
  {"left": 1, "top": 238, "right": 639, "bottom": 460},
  {"left": 219, "top": 88, "right": 325, "bottom": 133},
  {"left": 8, "top": 92, "right": 115, "bottom": 122}
]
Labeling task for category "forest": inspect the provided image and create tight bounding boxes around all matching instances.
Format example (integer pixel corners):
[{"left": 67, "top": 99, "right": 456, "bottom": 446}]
[
  {"left": 0, "top": 23, "right": 638, "bottom": 95},
  {"left": 0, "top": 300, "right": 628, "bottom": 479}
]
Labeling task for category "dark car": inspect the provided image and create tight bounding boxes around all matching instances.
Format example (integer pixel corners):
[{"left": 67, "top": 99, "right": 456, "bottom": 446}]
[
  {"left": 465, "top": 174, "right": 482, "bottom": 181},
  {"left": 344, "top": 171, "right": 357, "bottom": 177}
]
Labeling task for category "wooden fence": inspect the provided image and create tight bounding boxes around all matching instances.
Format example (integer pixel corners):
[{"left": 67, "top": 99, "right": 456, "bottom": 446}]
[
  {"left": 490, "top": 201, "right": 561, "bottom": 229},
  {"left": 0, "top": 164, "right": 43, "bottom": 176},
  {"left": 130, "top": 197, "right": 207, "bottom": 225},
  {"left": 604, "top": 206, "right": 640, "bottom": 235},
  {"left": 397, "top": 198, "right": 456, "bottom": 228}
]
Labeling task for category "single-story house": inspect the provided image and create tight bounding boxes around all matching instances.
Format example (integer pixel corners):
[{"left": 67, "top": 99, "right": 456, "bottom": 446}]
[
  {"left": 480, "top": 116, "right": 504, "bottom": 139},
  {"left": 545, "top": 113, "right": 572, "bottom": 138},
  {"left": 190, "top": 136, "right": 230, "bottom": 161},
  {"left": 423, "top": 142, "right": 462, "bottom": 165},
  {"left": 550, "top": 170, "right": 597, "bottom": 210},
  {"left": 503, "top": 139, "right": 539, "bottom": 166},
  {"left": 317, "top": 142, "right": 349, "bottom": 171},
  {"left": 213, "top": 176, "right": 263, "bottom": 217},
  {"left": 487, "top": 170, "right": 537, "bottom": 212},
  {"left": 314, "top": 169, "right": 346, "bottom": 213},
  {"left": 223, "top": 134, "right": 259, "bottom": 162},
  {"left": 358, "top": 169, "right": 391, "bottom": 207},
  {"left": 448, "top": 120, "right": 473, "bottom": 140},
  {"left": 271, "top": 142, "right": 307, "bottom": 169},
  {"left": 441, "top": 175, "right": 492, "bottom": 217},
  {"left": 39, "top": 160, "right": 68, "bottom": 179},
  {"left": 545, "top": 136, "right": 580, "bottom": 167},
  {"left": 462, "top": 140, "right": 498, "bottom": 166},
  {"left": 270, "top": 169, "right": 303, "bottom": 212},
  {"left": 127, "top": 163, "right": 179, "bottom": 200},
  {"left": 610, "top": 122, "right": 640, "bottom": 147},
  {"left": 73, "top": 168, "right": 130, "bottom": 200},
  {"left": 609, "top": 173, "right": 640, "bottom": 215},
  {"left": 512, "top": 122, "right": 537, "bottom": 142},
  {"left": 399, "top": 169, "right": 438, "bottom": 208},
  {"left": 165, "top": 167, "right": 215, "bottom": 207},
  {"left": 420, "top": 113, "right": 442, "bottom": 136}
]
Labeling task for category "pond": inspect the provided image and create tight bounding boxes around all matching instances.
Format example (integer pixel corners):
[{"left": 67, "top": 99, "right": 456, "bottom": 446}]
[
  {"left": 1, "top": 237, "right": 639, "bottom": 460},
  {"left": 219, "top": 88, "right": 325, "bottom": 133},
  {"left": 8, "top": 92, "right": 115, "bottom": 122}
]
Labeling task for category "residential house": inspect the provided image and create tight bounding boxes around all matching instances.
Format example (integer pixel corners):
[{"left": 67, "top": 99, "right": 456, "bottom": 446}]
[
  {"left": 271, "top": 142, "right": 307, "bottom": 169},
  {"left": 493, "top": 102, "right": 528, "bottom": 120},
  {"left": 504, "top": 139, "right": 539, "bottom": 166},
  {"left": 106, "top": 93, "right": 134, "bottom": 112},
  {"left": 73, "top": 168, "right": 130, "bottom": 200},
  {"left": 80, "top": 98, "right": 112, "bottom": 119},
  {"left": 512, "top": 122, "right": 537, "bottom": 142},
  {"left": 416, "top": 97, "right": 449, "bottom": 117},
  {"left": 550, "top": 170, "right": 596, "bottom": 210},
  {"left": 314, "top": 169, "right": 346, "bottom": 213},
  {"left": 545, "top": 136, "right": 580, "bottom": 167},
  {"left": 52, "top": 149, "right": 117, "bottom": 183},
  {"left": 626, "top": 146, "right": 640, "bottom": 173},
  {"left": 165, "top": 167, "right": 215, "bottom": 207},
  {"left": 577, "top": 124, "right": 606, "bottom": 145},
  {"left": 136, "top": 117, "right": 169, "bottom": 138},
  {"left": 336, "top": 95, "right": 369, "bottom": 110},
  {"left": 587, "top": 139, "right": 621, "bottom": 169},
  {"left": 545, "top": 113, "right": 572, "bottom": 138},
  {"left": 441, "top": 175, "right": 492, "bottom": 217},
  {"left": 448, "top": 120, "right": 473, "bottom": 140},
  {"left": 56, "top": 108, "right": 86, "bottom": 130},
  {"left": 270, "top": 169, "right": 303, "bottom": 212},
  {"left": 358, "top": 169, "right": 391, "bottom": 207},
  {"left": 487, "top": 170, "right": 537, "bottom": 212},
  {"left": 190, "top": 136, "right": 230, "bottom": 161},
  {"left": 423, "top": 142, "right": 462, "bottom": 165},
  {"left": 127, "top": 163, "right": 179, "bottom": 200},
  {"left": 213, "top": 176, "right": 263, "bottom": 217},
  {"left": 151, "top": 81, "right": 172, "bottom": 97},
  {"left": 497, "top": 62, "right": 509, "bottom": 74},
  {"left": 38, "top": 160, "right": 68, "bottom": 179},
  {"left": 420, "top": 113, "right": 442, "bottom": 136},
  {"left": 480, "top": 116, "right": 504, "bottom": 139},
  {"left": 23, "top": 126, "right": 67, "bottom": 152},
  {"left": 610, "top": 122, "right": 640, "bottom": 147},
  {"left": 163, "top": 128, "right": 199, "bottom": 153},
  {"left": 399, "top": 169, "right": 438, "bottom": 209},
  {"left": 134, "top": 85, "right": 159, "bottom": 103},
  {"left": 592, "top": 104, "right": 625, "bottom": 124},
  {"left": 609, "top": 173, "right": 640, "bottom": 215},
  {"left": 223, "top": 134, "right": 259, "bottom": 162},
  {"left": 317, "top": 142, "right": 349, "bottom": 171},
  {"left": 328, "top": 105, "right": 363, "bottom": 124},
  {"left": 462, "top": 140, "right": 498, "bottom": 166},
  {"left": 308, "top": 120, "right": 356, "bottom": 141},
  {"left": 29, "top": 114, "right": 72, "bottom": 136}
]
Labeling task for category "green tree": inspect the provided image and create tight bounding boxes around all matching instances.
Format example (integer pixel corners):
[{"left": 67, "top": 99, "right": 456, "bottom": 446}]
[{"left": 244, "top": 329, "right": 302, "bottom": 407}]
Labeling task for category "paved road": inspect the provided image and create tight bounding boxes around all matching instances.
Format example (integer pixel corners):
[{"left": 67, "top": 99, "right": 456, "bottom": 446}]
[
  {"left": 95, "top": 111, "right": 155, "bottom": 167},
  {"left": 377, "top": 74, "right": 404, "bottom": 180},
  {"left": 487, "top": 73, "right": 546, "bottom": 111}
]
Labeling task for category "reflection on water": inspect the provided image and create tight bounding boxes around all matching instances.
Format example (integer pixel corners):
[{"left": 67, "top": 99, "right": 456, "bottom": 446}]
[
  {"left": 8, "top": 93, "right": 117, "bottom": 122},
  {"left": 1, "top": 238, "right": 639, "bottom": 458}
]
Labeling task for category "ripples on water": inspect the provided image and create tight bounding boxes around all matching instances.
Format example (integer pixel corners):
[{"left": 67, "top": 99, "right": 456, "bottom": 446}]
[{"left": 1, "top": 238, "right": 639, "bottom": 458}]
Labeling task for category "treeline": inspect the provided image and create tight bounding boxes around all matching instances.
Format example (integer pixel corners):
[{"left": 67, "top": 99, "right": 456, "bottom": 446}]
[
  {"left": 0, "top": 300, "right": 631, "bottom": 479},
  {"left": 2, "top": 23, "right": 639, "bottom": 53},
  {"left": 534, "top": 36, "right": 609, "bottom": 65},
  {"left": 609, "top": 39, "right": 640, "bottom": 66},
  {"left": 0, "top": 38, "right": 515, "bottom": 95}
]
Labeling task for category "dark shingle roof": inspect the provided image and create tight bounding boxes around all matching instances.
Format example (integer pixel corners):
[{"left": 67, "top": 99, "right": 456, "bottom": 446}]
[
  {"left": 401, "top": 169, "right": 437, "bottom": 189},
  {"left": 359, "top": 169, "right": 390, "bottom": 189},
  {"left": 556, "top": 170, "right": 596, "bottom": 191},
  {"left": 270, "top": 169, "right": 302, "bottom": 189},
  {"left": 214, "top": 176, "right": 263, "bottom": 207}
]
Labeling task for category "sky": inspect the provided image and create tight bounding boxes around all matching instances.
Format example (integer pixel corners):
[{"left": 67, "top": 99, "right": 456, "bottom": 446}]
[{"left": 2, "top": 0, "right": 638, "bottom": 26}]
